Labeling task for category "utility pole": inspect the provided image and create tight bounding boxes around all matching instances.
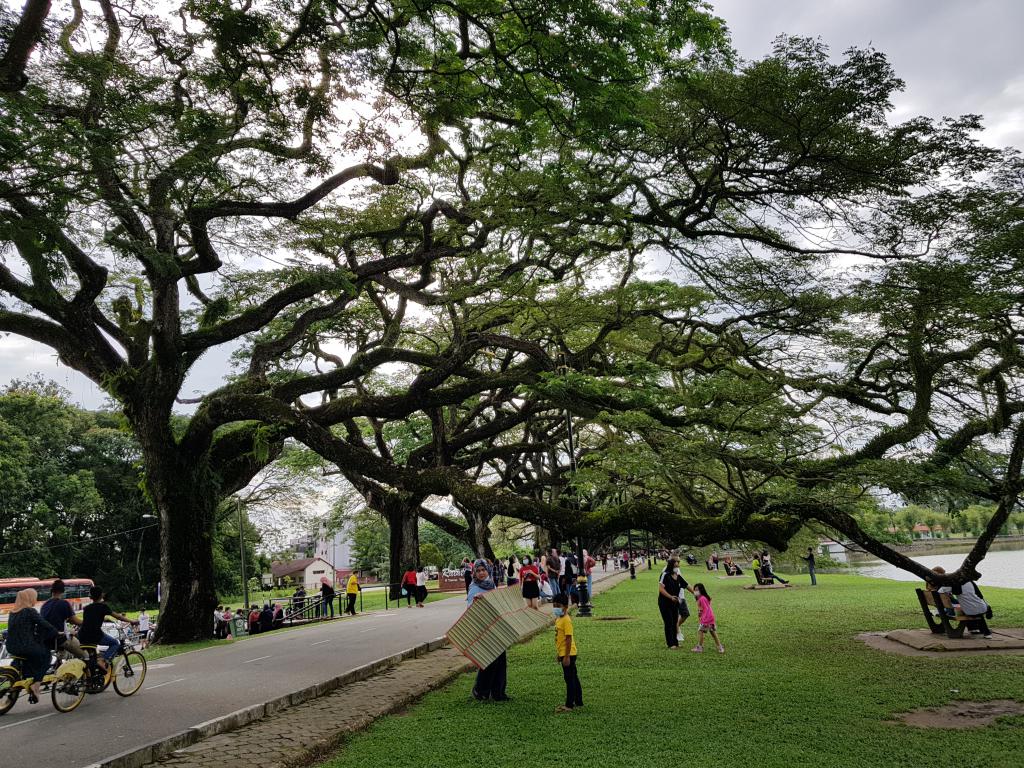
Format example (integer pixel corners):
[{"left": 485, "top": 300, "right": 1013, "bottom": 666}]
[{"left": 237, "top": 497, "right": 249, "bottom": 610}]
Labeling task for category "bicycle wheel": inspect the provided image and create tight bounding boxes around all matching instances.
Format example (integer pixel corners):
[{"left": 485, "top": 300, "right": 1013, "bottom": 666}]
[
  {"left": 51, "top": 676, "right": 86, "bottom": 713},
  {"left": 0, "top": 669, "right": 19, "bottom": 716},
  {"left": 113, "top": 651, "right": 146, "bottom": 696}
]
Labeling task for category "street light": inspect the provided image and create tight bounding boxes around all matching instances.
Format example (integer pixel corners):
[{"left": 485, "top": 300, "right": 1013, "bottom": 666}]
[
  {"left": 559, "top": 354, "right": 592, "bottom": 617},
  {"left": 236, "top": 498, "right": 249, "bottom": 611}
]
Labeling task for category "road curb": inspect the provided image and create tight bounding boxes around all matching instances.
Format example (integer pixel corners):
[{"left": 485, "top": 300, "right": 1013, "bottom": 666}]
[{"left": 87, "top": 638, "right": 447, "bottom": 768}]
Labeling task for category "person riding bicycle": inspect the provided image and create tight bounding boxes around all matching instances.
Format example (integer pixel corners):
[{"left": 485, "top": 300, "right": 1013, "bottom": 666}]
[
  {"left": 40, "top": 579, "right": 87, "bottom": 660},
  {"left": 77, "top": 586, "right": 137, "bottom": 673},
  {"left": 6, "top": 589, "right": 58, "bottom": 703}
]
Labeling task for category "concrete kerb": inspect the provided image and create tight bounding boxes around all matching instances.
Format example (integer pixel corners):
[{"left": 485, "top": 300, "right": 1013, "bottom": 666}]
[
  {"left": 96, "top": 567, "right": 636, "bottom": 768},
  {"left": 92, "top": 638, "right": 442, "bottom": 768}
]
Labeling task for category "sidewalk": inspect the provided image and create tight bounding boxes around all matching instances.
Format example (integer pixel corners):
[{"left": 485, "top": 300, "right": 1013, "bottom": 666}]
[{"left": 144, "top": 568, "right": 633, "bottom": 768}]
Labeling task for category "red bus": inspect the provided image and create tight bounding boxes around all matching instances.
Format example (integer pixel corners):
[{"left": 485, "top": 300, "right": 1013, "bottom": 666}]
[{"left": 0, "top": 577, "right": 95, "bottom": 617}]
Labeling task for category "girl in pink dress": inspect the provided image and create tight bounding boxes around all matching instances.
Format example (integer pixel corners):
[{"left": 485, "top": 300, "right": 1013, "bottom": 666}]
[{"left": 692, "top": 583, "right": 724, "bottom": 654}]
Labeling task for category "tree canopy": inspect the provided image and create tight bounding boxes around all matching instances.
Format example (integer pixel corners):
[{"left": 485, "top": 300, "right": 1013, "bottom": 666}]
[{"left": 3, "top": 1, "right": 1024, "bottom": 639}]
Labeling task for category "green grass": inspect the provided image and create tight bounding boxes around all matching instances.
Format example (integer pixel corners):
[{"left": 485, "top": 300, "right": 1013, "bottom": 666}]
[{"left": 318, "top": 569, "right": 1024, "bottom": 768}]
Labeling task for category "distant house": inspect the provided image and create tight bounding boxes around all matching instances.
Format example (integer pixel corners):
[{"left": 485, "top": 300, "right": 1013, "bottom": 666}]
[
  {"left": 912, "top": 523, "right": 945, "bottom": 540},
  {"left": 270, "top": 557, "right": 335, "bottom": 588}
]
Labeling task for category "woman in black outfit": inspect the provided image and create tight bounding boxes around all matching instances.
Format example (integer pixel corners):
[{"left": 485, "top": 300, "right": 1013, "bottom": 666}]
[
  {"left": 6, "top": 589, "right": 58, "bottom": 702},
  {"left": 657, "top": 558, "right": 685, "bottom": 649}
]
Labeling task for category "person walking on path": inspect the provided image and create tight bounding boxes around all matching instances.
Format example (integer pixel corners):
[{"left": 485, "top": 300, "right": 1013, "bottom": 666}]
[
  {"left": 320, "top": 576, "right": 336, "bottom": 618},
  {"left": 520, "top": 555, "right": 541, "bottom": 609},
  {"left": 6, "top": 588, "right": 58, "bottom": 703},
  {"left": 553, "top": 592, "right": 583, "bottom": 712},
  {"left": 467, "top": 559, "right": 509, "bottom": 702},
  {"left": 657, "top": 558, "right": 687, "bottom": 649},
  {"left": 345, "top": 572, "right": 360, "bottom": 615},
  {"left": 401, "top": 566, "right": 417, "bottom": 607},
  {"left": 461, "top": 558, "right": 473, "bottom": 593},
  {"left": 415, "top": 566, "right": 428, "bottom": 607},
  {"left": 800, "top": 547, "right": 817, "bottom": 586},
  {"left": 691, "top": 583, "right": 724, "bottom": 654}
]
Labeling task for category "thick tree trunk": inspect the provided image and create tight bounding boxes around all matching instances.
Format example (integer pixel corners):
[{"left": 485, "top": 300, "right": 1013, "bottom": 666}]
[
  {"left": 132, "top": 416, "right": 219, "bottom": 644},
  {"left": 387, "top": 503, "right": 419, "bottom": 599}
]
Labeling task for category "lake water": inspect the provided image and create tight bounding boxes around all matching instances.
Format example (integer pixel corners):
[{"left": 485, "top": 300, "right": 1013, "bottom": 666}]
[{"left": 853, "top": 547, "right": 1024, "bottom": 589}]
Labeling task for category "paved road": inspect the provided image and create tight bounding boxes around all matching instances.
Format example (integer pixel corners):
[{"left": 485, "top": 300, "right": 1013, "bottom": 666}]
[{"left": 0, "top": 599, "right": 468, "bottom": 768}]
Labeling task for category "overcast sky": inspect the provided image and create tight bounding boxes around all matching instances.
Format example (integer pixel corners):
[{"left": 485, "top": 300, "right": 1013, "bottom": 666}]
[{"left": 3, "top": 0, "right": 1023, "bottom": 409}]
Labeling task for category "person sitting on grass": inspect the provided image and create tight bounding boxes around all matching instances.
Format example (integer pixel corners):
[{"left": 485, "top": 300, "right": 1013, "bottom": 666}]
[
  {"left": 552, "top": 592, "right": 583, "bottom": 713},
  {"left": 691, "top": 583, "right": 724, "bottom": 654}
]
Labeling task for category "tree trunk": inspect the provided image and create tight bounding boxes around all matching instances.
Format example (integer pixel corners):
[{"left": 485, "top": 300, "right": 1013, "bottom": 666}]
[
  {"left": 136, "top": 432, "right": 219, "bottom": 644},
  {"left": 387, "top": 503, "right": 419, "bottom": 599}
]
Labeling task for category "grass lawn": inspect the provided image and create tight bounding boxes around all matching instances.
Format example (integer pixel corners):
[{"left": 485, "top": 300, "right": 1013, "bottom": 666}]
[{"left": 319, "top": 569, "right": 1024, "bottom": 768}]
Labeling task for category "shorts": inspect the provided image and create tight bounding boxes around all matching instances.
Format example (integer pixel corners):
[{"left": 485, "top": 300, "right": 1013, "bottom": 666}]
[
  {"left": 678, "top": 599, "right": 690, "bottom": 619},
  {"left": 699, "top": 622, "right": 716, "bottom": 632},
  {"left": 139, "top": 630, "right": 150, "bottom": 639}
]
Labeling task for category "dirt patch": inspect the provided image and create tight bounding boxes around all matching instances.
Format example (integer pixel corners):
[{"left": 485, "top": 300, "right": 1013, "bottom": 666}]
[{"left": 896, "top": 700, "right": 1024, "bottom": 729}]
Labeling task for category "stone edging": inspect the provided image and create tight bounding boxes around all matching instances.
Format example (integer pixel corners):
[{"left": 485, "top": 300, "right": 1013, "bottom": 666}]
[{"left": 86, "top": 638, "right": 447, "bottom": 768}]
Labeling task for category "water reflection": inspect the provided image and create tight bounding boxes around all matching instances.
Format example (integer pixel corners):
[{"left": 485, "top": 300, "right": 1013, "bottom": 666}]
[{"left": 852, "top": 547, "right": 1024, "bottom": 589}]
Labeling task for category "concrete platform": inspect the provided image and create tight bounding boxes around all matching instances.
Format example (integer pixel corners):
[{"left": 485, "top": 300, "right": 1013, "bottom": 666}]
[{"left": 886, "top": 627, "right": 1024, "bottom": 652}]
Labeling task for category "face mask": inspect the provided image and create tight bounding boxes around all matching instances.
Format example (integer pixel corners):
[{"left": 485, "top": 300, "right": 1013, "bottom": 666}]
[
  {"left": 673, "top": 568, "right": 681, "bottom": 575},
  {"left": 553, "top": 607, "right": 564, "bottom": 617}
]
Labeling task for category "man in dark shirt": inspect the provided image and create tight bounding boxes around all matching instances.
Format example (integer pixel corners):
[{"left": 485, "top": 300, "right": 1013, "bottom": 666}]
[
  {"left": 800, "top": 547, "right": 817, "bottom": 586},
  {"left": 78, "top": 586, "right": 137, "bottom": 671},
  {"left": 39, "top": 579, "right": 86, "bottom": 659}
]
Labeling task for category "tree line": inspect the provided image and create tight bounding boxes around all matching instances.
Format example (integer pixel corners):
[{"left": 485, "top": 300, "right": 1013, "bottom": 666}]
[{"left": 3, "top": 1, "right": 1023, "bottom": 641}]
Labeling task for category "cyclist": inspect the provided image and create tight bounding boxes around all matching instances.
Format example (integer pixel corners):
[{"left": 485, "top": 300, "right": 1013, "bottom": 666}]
[
  {"left": 40, "top": 579, "right": 87, "bottom": 660},
  {"left": 78, "top": 586, "right": 137, "bottom": 673},
  {"left": 6, "top": 589, "right": 58, "bottom": 703}
]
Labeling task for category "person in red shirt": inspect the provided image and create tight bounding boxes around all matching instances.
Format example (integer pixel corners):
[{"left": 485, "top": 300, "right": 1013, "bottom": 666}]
[
  {"left": 519, "top": 555, "right": 541, "bottom": 609},
  {"left": 402, "top": 566, "right": 417, "bottom": 607}
]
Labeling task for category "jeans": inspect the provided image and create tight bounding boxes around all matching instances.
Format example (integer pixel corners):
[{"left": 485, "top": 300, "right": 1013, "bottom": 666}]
[
  {"left": 322, "top": 598, "right": 335, "bottom": 618},
  {"left": 561, "top": 656, "right": 583, "bottom": 708},
  {"left": 549, "top": 577, "right": 560, "bottom": 599},
  {"left": 586, "top": 574, "right": 593, "bottom": 602},
  {"left": 809, "top": 566, "right": 817, "bottom": 586},
  {"left": 99, "top": 632, "right": 120, "bottom": 662}
]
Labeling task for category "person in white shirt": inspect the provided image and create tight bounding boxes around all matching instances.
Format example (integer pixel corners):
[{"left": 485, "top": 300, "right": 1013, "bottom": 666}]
[
  {"left": 137, "top": 609, "right": 151, "bottom": 648},
  {"left": 415, "top": 566, "right": 429, "bottom": 607}
]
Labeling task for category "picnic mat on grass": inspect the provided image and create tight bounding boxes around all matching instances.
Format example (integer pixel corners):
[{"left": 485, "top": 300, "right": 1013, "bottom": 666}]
[{"left": 447, "top": 587, "right": 551, "bottom": 668}]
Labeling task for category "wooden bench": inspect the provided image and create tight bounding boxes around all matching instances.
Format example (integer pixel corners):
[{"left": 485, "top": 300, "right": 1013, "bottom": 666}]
[{"left": 916, "top": 588, "right": 978, "bottom": 639}]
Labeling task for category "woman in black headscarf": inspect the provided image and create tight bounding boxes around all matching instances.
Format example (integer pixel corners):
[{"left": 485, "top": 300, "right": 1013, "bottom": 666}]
[{"left": 466, "top": 559, "right": 510, "bottom": 702}]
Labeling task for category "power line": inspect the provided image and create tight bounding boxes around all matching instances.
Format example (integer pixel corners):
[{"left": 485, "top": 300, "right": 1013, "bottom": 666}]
[{"left": 0, "top": 523, "right": 158, "bottom": 558}]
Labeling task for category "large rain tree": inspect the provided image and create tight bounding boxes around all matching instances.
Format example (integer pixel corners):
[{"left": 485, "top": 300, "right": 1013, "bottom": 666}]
[{"left": 0, "top": 0, "right": 726, "bottom": 640}]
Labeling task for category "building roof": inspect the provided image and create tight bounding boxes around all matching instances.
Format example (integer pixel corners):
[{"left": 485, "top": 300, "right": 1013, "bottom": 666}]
[{"left": 270, "top": 557, "right": 329, "bottom": 578}]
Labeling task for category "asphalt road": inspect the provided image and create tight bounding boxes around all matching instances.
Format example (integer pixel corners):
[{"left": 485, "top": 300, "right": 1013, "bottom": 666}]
[{"left": 0, "top": 598, "right": 469, "bottom": 768}]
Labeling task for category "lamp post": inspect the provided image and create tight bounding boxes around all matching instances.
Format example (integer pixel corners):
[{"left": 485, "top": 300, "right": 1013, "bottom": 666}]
[
  {"left": 236, "top": 497, "right": 249, "bottom": 611},
  {"left": 138, "top": 514, "right": 157, "bottom": 603},
  {"left": 559, "top": 355, "right": 592, "bottom": 617}
]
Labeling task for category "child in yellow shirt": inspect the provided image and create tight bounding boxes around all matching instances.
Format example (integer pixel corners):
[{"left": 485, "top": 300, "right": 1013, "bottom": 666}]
[{"left": 553, "top": 592, "right": 583, "bottom": 712}]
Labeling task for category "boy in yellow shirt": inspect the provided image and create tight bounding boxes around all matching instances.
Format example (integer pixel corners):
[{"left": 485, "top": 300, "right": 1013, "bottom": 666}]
[{"left": 553, "top": 592, "right": 583, "bottom": 712}]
